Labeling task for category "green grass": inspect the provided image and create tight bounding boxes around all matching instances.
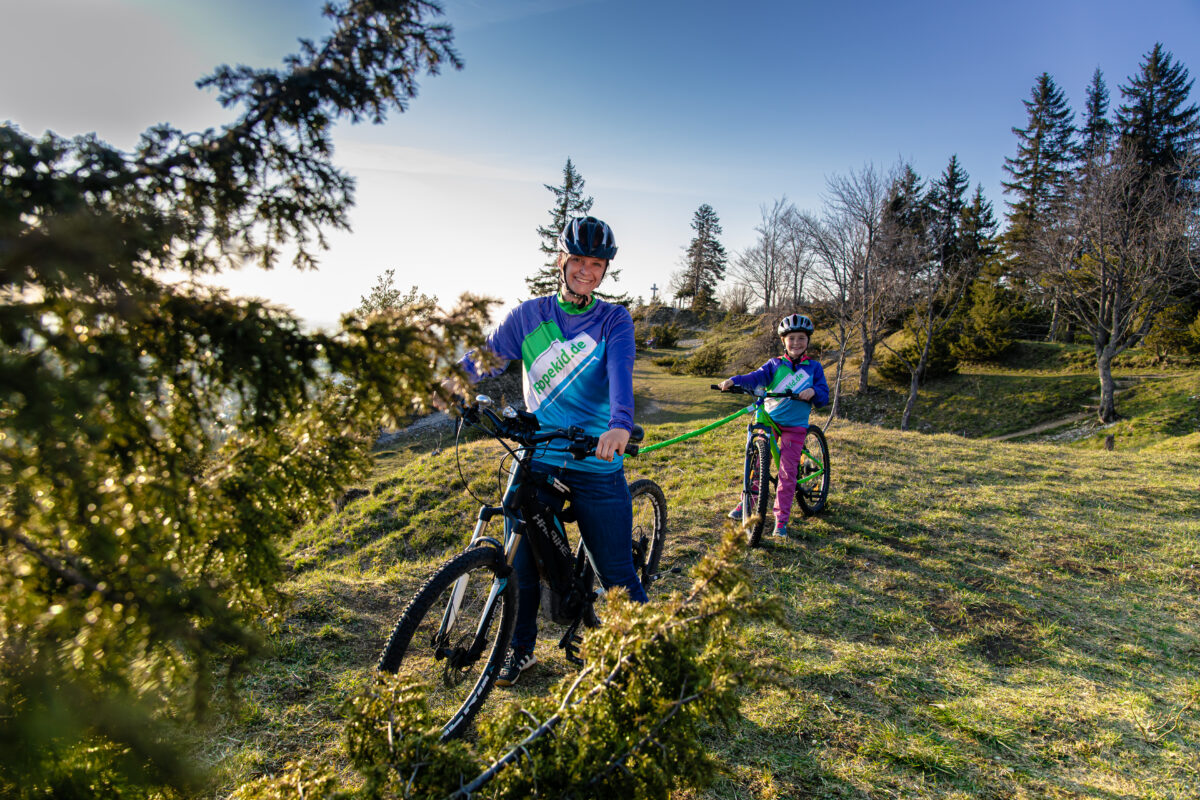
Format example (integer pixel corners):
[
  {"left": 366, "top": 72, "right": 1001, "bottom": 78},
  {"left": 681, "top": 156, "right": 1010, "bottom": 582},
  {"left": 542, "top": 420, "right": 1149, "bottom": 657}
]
[
  {"left": 1070, "top": 372, "right": 1200, "bottom": 451},
  {"left": 191, "top": 342, "right": 1200, "bottom": 798}
]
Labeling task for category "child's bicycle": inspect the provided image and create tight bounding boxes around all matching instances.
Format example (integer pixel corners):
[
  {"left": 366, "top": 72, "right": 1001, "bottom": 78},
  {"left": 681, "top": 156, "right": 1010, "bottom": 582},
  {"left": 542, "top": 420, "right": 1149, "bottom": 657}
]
[
  {"left": 711, "top": 384, "right": 830, "bottom": 546},
  {"left": 376, "top": 395, "right": 669, "bottom": 740}
]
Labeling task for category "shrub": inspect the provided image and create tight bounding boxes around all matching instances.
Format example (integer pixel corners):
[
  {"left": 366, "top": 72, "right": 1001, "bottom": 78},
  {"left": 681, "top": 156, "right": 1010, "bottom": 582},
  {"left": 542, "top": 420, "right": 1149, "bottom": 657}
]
[
  {"left": 648, "top": 323, "right": 683, "bottom": 349},
  {"left": 683, "top": 343, "right": 728, "bottom": 376},
  {"left": 1144, "top": 300, "right": 1200, "bottom": 360},
  {"left": 877, "top": 329, "right": 959, "bottom": 384},
  {"left": 231, "top": 529, "right": 779, "bottom": 800},
  {"left": 653, "top": 354, "right": 689, "bottom": 375},
  {"left": 952, "top": 280, "right": 1016, "bottom": 362}
]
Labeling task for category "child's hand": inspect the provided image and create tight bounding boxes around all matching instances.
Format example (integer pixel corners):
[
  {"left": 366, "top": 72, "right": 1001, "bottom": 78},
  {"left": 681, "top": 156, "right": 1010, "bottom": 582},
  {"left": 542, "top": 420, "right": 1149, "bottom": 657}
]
[
  {"left": 796, "top": 388, "right": 815, "bottom": 401},
  {"left": 718, "top": 378, "right": 734, "bottom": 391}
]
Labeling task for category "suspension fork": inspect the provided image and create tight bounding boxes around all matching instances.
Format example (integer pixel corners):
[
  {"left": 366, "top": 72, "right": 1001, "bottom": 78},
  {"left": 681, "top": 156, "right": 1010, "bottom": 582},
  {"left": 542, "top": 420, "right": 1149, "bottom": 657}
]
[{"left": 437, "top": 460, "right": 524, "bottom": 657}]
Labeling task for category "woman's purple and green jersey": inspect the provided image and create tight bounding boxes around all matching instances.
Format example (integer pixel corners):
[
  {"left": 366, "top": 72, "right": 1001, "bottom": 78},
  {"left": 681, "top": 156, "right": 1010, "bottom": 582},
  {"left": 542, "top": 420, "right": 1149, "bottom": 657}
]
[{"left": 459, "top": 294, "right": 635, "bottom": 474}]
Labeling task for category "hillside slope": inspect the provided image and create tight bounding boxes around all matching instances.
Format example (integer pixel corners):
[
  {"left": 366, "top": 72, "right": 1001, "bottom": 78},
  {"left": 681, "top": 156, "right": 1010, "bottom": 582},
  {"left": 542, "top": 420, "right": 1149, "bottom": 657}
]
[{"left": 195, "top": 376, "right": 1200, "bottom": 798}]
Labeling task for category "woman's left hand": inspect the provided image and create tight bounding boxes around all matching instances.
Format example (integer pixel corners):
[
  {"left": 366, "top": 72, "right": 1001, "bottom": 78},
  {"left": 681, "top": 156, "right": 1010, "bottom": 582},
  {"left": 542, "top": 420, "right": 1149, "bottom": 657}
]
[{"left": 595, "top": 427, "right": 631, "bottom": 462}]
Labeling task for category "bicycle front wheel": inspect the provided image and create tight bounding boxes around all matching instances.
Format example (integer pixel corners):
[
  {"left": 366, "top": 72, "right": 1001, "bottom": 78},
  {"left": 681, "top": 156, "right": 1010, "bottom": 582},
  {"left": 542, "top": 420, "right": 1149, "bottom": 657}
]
[
  {"left": 796, "top": 424, "right": 830, "bottom": 516},
  {"left": 628, "top": 478, "right": 667, "bottom": 590},
  {"left": 377, "top": 545, "right": 516, "bottom": 740},
  {"left": 745, "top": 435, "right": 771, "bottom": 547}
]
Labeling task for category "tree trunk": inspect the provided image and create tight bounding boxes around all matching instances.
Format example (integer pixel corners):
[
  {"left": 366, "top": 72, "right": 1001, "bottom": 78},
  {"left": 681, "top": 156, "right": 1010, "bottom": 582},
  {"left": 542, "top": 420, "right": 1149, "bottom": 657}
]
[
  {"left": 1047, "top": 296, "right": 1060, "bottom": 342},
  {"left": 1096, "top": 350, "right": 1118, "bottom": 422},
  {"left": 857, "top": 339, "right": 875, "bottom": 394},
  {"left": 901, "top": 330, "right": 934, "bottom": 431},
  {"left": 828, "top": 348, "right": 847, "bottom": 424},
  {"left": 900, "top": 371, "right": 919, "bottom": 431}
]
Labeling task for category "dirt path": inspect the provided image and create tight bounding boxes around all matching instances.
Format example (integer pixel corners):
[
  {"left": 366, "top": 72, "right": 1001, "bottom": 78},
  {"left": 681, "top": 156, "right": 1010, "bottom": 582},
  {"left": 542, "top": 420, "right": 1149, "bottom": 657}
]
[
  {"left": 986, "top": 374, "right": 1157, "bottom": 442},
  {"left": 988, "top": 412, "right": 1097, "bottom": 442}
]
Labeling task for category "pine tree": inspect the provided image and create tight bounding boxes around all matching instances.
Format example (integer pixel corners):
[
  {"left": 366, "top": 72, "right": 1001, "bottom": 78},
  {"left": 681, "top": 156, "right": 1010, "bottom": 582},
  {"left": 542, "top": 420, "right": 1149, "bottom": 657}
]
[
  {"left": 886, "top": 156, "right": 984, "bottom": 430},
  {"left": 876, "top": 165, "right": 929, "bottom": 295},
  {"left": 1080, "top": 68, "right": 1114, "bottom": 163},
  {"left": 1001, "top": 72, "right": 1076, "bottom": 250},
  {"left": 928, "top": 154, "right": 970, "bottom": 272},
  {"left": 677, "top": 204, "right": 728, "bottom": 312},
  {"left": 528, "top": 158, "right": 594, "bottom": 296},
  {"left": 0, "top": 3, "right": 495, "bottom": 795},
  {"left": 879, "top": 165, "right": 930, "bottom": 274},
  {"left": 958, "top": 184, "right": 999, "bottom": 269},
  {"left": 1116, "top": 43, "right": 1200, "bottom": 184},
  {"left": 952, "top": 186, "right": 1011, "bottom": 362},
  {"left": 526, "top": 158, "right": 628, "bottom": 303}
]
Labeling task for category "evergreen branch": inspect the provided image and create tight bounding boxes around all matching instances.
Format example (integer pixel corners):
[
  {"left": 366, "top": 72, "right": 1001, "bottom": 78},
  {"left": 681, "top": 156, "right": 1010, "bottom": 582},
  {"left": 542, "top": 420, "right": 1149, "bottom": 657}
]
[
  {"left": 446, "top": 538, "right": 761, "bottom": 798},
  {"left": 575, "top": 682, "right": 705, "bottom": 796},
  {"left": 3, "top": 524, "right": 109, "bottom": 599}
]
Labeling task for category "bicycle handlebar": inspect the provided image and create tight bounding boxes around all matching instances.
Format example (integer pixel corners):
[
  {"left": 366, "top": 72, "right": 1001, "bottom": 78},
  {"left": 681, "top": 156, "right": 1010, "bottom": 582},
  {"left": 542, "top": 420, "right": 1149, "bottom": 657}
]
[
  {"left": 458, "top": 399, "right": 640, "bottom": 458},
  {"left": 710, "top": 384, "right": 800, "bottom": 399}
]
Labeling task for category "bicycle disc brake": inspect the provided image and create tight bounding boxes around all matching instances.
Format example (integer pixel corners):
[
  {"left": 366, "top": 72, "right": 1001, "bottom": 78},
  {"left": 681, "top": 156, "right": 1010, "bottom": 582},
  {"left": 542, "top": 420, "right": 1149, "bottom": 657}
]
[{"left": 438, "top": 634, "right": 479, "bottom": 683}]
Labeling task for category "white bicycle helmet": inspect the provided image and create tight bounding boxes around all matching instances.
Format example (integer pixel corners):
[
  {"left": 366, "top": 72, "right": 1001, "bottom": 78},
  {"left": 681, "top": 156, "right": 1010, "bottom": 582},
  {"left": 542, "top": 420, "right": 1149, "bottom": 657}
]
[{"left": 777, "top": 313, "right": 814, "bottom": 336}]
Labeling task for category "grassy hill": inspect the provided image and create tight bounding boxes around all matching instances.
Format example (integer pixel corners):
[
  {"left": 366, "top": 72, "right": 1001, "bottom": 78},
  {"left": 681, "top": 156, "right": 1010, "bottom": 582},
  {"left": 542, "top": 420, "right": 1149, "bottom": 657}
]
[
  {"left": 194, "top": 345, "right": 1200, "bottom": 798},
  {"left": 643, "top": 317, "right": 1200, "bottom": 448}
]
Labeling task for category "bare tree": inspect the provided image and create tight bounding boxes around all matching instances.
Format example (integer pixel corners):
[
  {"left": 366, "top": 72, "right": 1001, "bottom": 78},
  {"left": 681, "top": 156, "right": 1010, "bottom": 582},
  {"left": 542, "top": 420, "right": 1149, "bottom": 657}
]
[
  {"left": 717, "top": 282, "right": 753, "bottom": 314},
  {"left": 800, "top": 209, "right": 855, "bottom": 421},
  {"left": 1034, "top": 145, "right": 1199, "bottom": 421},
  {"left": 732, "top": 197, "right": 794, "bottom": 312},
  {"left": 799, "top": 164, "right": 899, "bottom": 419},
  {"left": 778, "top": 206, "right": 813, "bottom": 308}
]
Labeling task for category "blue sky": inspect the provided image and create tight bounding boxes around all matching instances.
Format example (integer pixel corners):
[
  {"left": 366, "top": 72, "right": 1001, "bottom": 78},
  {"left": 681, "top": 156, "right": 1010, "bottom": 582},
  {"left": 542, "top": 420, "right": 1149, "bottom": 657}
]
[{"left": 3, "top": 0, "right": 1199, "bottom": 328}]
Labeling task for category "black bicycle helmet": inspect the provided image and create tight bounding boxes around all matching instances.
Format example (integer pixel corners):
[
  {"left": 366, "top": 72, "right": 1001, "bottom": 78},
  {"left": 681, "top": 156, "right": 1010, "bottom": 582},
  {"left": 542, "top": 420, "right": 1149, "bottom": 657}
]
[
  {"left": 558, "top": 216, "right": 618, "bottom": 260},
  {"left": 777, "top": 313, "right": 815, "bottom": 336}
]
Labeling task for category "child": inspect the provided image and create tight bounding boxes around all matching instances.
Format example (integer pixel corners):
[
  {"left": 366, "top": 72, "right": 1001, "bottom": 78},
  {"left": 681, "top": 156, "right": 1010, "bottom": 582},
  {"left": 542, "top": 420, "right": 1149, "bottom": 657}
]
[{"left": 718, "top": 313, "right": 829, "bottom": 537}]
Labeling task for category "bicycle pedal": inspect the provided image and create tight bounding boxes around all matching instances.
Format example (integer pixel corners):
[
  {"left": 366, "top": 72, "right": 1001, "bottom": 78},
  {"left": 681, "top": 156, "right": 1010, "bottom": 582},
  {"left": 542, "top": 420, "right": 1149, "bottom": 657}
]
[{"left": 558, "top": 628, "right": 585, "bottom": 666}]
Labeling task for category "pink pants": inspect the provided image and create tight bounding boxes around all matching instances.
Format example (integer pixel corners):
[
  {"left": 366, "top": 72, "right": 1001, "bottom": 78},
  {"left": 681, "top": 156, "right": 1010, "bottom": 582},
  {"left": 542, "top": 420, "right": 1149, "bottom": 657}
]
[{"left": 773, "top": 425, "right": 809, "bottom": 526}]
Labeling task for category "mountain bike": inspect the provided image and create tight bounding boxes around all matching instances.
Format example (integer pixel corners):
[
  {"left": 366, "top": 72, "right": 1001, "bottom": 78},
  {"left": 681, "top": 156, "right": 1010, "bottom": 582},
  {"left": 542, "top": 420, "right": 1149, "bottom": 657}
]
[
  {"left": 376, "top": 395, "right": 669, "bottom": 740},
  {"left": 711, "top": 384, "right": 830, "bottom": 547}
]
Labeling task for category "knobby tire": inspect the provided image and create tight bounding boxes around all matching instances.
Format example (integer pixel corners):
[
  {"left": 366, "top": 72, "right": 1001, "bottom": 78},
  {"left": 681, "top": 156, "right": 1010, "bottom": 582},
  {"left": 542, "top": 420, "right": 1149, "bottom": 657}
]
[
  {"left": 628, "top": 478, "right": 667, "bottom": 589},
  {"left": 796, "top": 424, "right": 830, "bottom": 516},
  {"left": 745, "top": 436, "right": 771, "bottom": 547},
  {"left": 377, "top": 545, "right": 516, "bottom": 740}
]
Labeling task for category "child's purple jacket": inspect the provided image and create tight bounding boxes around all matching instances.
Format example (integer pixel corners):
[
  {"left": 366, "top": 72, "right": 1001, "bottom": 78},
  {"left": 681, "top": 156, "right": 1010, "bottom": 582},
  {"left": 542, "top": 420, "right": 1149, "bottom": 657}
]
[{"left": 730, "top": 355, "right": 829, "bottom": 428}]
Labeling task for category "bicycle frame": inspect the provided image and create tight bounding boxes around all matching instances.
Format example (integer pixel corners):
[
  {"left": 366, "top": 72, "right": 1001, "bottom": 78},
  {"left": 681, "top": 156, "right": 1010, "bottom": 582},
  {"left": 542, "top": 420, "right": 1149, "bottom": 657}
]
[
  {"left": 441, "top": 400, "right": 631, "bottom": 664},
  {"left": 740, "top": 393, "right": 825, "bottom": 487}
]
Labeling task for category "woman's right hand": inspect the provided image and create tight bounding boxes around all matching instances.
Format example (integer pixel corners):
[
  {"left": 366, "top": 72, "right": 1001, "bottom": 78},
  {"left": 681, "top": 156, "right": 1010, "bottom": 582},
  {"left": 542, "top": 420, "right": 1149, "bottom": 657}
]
[{"left": 431, "top": 375, "right": 470, "bottom": 412}]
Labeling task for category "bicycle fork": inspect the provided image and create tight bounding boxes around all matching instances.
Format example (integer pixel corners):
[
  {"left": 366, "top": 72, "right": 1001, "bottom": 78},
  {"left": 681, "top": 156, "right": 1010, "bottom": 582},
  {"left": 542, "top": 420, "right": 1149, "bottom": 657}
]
[{"left": 432, "top": 506, "right": 511, "bottom": 667}]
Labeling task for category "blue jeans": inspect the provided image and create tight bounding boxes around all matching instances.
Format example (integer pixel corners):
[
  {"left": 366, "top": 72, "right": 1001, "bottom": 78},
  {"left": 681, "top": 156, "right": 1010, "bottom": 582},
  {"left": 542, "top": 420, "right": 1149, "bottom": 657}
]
[{"left": 508, "top": 464, "right": 648, "bottom": 652}]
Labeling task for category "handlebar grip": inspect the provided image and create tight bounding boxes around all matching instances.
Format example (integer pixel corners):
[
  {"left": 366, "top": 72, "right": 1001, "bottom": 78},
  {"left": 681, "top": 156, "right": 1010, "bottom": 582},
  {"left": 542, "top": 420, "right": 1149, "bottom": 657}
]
[
  {"left": 624, "top": 443, "right": 639, "bottom": 457},
  {"left": 710, "top": 384, "right": 722, "bottom": 391}
]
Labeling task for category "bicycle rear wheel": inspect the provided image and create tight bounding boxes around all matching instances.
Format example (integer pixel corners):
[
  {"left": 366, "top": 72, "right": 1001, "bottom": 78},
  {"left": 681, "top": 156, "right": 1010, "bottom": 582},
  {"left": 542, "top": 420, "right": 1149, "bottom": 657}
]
[
  {"left": 377, "top": 545, "right": 516, "bottom": 740},
  {"left": 628, "top": 478, "right": 667, "bottom": 589},
  {"left": 745, "top": 436, "right": 771, "bottom": 547},
  {"left": 796, "top": 424, "right": 830, "bottom": 516}
]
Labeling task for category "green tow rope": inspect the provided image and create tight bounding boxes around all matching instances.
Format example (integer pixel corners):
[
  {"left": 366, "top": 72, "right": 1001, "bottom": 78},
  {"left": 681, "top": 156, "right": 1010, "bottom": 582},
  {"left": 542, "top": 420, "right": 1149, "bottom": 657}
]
[{"left": 637, "top": 406, "right": 752, "bottom": 454}]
